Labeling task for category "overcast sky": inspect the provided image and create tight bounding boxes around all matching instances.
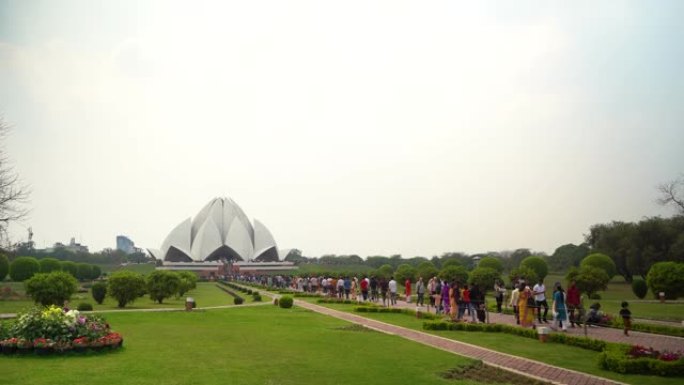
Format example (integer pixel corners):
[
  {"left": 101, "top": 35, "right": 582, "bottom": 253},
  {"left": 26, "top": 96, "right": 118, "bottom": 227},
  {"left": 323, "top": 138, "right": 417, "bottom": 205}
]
[{"left": 1, "top": 1, "right": 682, "bottom": 258}]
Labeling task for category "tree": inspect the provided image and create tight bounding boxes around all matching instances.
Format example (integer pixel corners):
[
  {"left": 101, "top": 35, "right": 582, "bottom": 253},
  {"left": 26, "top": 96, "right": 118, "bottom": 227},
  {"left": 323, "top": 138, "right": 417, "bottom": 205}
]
[
  {"left": 394, "top": 264, "right": 416, "bottom": 284},
  {"left": 469, "top": 267, "right": 501, "bottom": 294},
  {"left": 24, "top": 271, "right": 78, "bottom": 306},
  {"left": 631, "top": 279, "right": 648, "bottom": 299},
  {"left": 91, "top": 281, "right": 107, "bottom": 304},
  {"left": 0, "top": 252, "right": 8, "bottom": 280},
  {"left": 9, "top": 256, "right": 40, "bottom": 281},
  {"left": 146, "top": 270, "right": 181, "bottom": 304},
  {"left": 548, "top": 243, "right": 590, "bottom": 272},
  {"left": 657, "top": 174, "right": 684, "bottom": 215},
  {"left": 0, "top": 117, "right": 29, "bottom": 244},
  {"left": 580, "top": 253, "right": 617, "bottom": 279},
  {"left": 176, "top": 271, "right": 198, "bottom": 297},
  {"left": 504, "top": 248, "right": 532, "bottom": 271},
  {"left": 565, "top": 266, "right": 610, "bottom": 298},
  {"left": 89, "top": 265, "right": 102, "bottom": 280},
  {"left": 439, "top": 265, "right": 469, "bottom": 285},
  {"left": 75, "top": 263, "right": 92, "bottom": 281},
  {"left": 477, "top": 256, "right": 504, "bottom": 274},
  {"left": 508, "top": 267, "right": 538, "bottom": 287},
  {"left": 416, "top": 261, "right": 438, "bottom": 280},
  {"left": 60, "top": 261, "right": 78, "bottom": 277},
  {"left": 375, "top": 264, "right": 394, "bottom": 279},
  {"left": 283, "top": 249, "right": 307, "bottom": 264},
  {"left": 646, "top": 262, "right": 684, "bottom": 300},
  {"left": 108, "top": 270, "right": 146, "bottom": 308},
  {"left": 39, "top": 258, "right": 62, "bottom": 273},
  {"left": 520, "top": 256, "right": 548, "bottom": 280}
]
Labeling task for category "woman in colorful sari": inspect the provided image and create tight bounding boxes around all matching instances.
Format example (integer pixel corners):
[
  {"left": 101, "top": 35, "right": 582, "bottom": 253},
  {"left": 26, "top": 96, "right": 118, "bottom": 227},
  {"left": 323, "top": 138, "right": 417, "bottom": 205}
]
[
  {"left": 518, "top": 284, "right": 535, "bottom": 328},
  {"left": 441, "top": 281, "right": 450, "bottom": 316},
  {"left": 449, "top": 281, "right": 459, "bottom": 321}
]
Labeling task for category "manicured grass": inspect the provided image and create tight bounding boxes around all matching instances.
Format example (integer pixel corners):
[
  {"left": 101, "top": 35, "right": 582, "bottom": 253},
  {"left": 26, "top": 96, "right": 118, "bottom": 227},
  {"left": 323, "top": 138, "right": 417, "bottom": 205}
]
[
  {"left": 0, "top": 283, "right": 242, "bottom": 314},
  {"left": 0, "top": 306, "right": 478, "bottom": 385},
  {"left": 304, "top": 299, "right": 683, "bottom": 385}
]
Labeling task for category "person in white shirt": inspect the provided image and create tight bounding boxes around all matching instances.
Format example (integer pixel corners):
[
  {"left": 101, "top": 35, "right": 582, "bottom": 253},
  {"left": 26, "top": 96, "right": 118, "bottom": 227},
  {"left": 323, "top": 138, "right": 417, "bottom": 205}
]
[
  {"left": 388, "top": 277, "right": 398, "bottom": 305},
  {"left": 509, "top": 285, "right": 520, "bottom": 324},
  {"left": 533, "top": 279, "right": 549, "bottom": 323}
]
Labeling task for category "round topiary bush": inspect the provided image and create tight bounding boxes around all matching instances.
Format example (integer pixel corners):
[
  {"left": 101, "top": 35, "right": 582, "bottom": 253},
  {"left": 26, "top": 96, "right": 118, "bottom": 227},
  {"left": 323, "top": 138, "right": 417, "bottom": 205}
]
[
  {"left": 279, "top": 295, "right": 293, "bottom": 309},
  {"left": 646, "top": 262, "right": 684, "bottom": 300},
  {"left": 234, "top": 297, "right": 244, "bottom": 305},
  {"left": 77, "top": 302, "right": 93, "bottom": 311},
  {"left": 631, "top": 279, "right": 648, "bottom": 299},
  {"left": 91, "top": 281, "right": 107, "bottom": 304},
  {"left": 39, "top": 258, "right": 62, "bottom": 273},
  {"left": 273, "top": 298, "right": 279, "bottom": 306},
  {"left": 9, "top": 256, "right": 40, "bottom": 282},
  {"left": 581, "top": 253, "right": 617, "bottom": 279},
  {"left": 24, "top": 271, "right": 79, "bottom": 306},
  {"left": 477, "top": 256, "right": 504, "bottom": 274},
  {"left": 520, "top": 256, "right": 549, "bottom": 280},
  {"left": 252, "top": 294, "right": 262, "bottom": 302}
]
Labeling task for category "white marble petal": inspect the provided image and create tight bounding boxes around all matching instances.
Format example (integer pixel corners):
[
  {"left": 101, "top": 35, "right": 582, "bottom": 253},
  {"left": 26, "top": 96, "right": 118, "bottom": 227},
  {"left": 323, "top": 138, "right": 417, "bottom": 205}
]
[
  {"left": 190, "top": 218, "right": 224, "bottom": 261},
  {"left": 161, "top": 218, "right": 192, "bottom": 258},
  {"left": 191, "top": 198, "right": 218, "bottom": 241},
  {"left": 226, "top": 217, "right": 255, "bottom": 261},
  {"left": 254, "top": 219, "right": 278, "bottom": 258}
]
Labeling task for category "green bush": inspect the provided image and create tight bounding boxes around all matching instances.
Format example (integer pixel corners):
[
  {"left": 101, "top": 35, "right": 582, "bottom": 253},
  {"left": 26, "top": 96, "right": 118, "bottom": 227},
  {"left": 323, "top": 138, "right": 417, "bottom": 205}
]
[
  {"left": 508, "top": 266, "right": 538, "bottom": 287},
  {"left": 581, "top": 253, "right": 617, "bottom": 279},
  {"left": 234, "top": 296, "right": 244, "bottom": 305},
  {"left": 477, "top": 257, "right": 504, "bottom": 273},
  {"left": 24, "top": 271, "right": 79, "bottom": 306},
  {"left": 91, "top": 281, "right": 107, "bottom": 304},
  {"left": 108, "top": 270, "right": 146, "bottom": 308},
  {"left": 279, "top": 295, "right": 293, "bottom": 308},
  {"left": 439, "top": 265, "right": 469, "bottom": 285},
  {"left": 597, "top": 345, "right": 684, "bottom": 376},
  {"left": 0, "top": 253, "right": 9, "bottom": 280},
  {"left": 146, "top": 270, "right": 181, "bottom": 304},
  {"left": 9, "top": 256, "right": 40, "bottom": 281},
  {"left": 77, "top": 302, "right": 93, "bottom": 311},
  {"left": 520, "top": 256, "right": 548, "bottom": 280},
  {"left": 646, "top": 262, "right": 684, "bottom": 300},
  {"left": 468, "top": 267, "right": 501, "bottom": 293},
  {"left": 39, "top": 258, "right": 62, "bottom": 273},
  {"left": 76, "top": 263, "right": 93, "bottom": 281},
  {"left": 60, "top": 261, "right": 78, "bottom": 277},
  {"left": 252, "top": 294, "right": 262, "bottom": 302},
  {"left": 394, "top": 264, "right": 417, "bottom": 284},
  {"left": 566, "top": 266, "right": 610, "bottom": 298},
  {"left": 89, "top": 265, "right": 102, "bottom": 280},
  {"left": 589, "top": 293, "right": 601, "bottom": 300},
  {"left": 631, "top": 279, "right": 648, "bottom": 299}
]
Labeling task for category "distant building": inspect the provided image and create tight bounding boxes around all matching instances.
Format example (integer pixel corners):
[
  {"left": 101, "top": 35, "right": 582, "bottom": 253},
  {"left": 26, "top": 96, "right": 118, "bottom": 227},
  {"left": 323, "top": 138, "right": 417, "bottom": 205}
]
[
  {"left": 48, "top": 237, "right": 89, "bottom": 254},
  {"left": 116, "top": 235, "right": 137, "bottom": 254}
]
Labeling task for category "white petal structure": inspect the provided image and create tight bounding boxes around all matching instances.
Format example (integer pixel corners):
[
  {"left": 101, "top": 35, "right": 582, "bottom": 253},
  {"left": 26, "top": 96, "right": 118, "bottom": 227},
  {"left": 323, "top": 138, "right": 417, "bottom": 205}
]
[{"left": 151, "top": 197, "right": 281, "bottom": 262}]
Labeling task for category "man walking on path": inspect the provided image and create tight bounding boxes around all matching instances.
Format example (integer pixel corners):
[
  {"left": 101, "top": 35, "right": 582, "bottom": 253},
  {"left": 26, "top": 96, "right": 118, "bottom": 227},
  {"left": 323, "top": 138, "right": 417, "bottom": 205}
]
[
  {"left": 416, "top": 277, "right": 425, "bottom": 306},
  {"left": 388, "top": 277, "right": 398, "bottom": 306},
  {"left": 566, "top": 280, "right": 581, "bottom": 327},
  {"left": 533, "top": 279, "right": 549, "bottom": 323},
  {"left": 509, "top": 284, "right": 520, "bottom": 324}
]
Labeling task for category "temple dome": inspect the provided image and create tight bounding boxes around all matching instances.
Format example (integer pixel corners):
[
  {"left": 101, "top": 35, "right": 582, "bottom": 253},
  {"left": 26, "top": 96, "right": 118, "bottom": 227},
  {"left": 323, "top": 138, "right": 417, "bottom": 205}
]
[{"left": 148, "top": 197, "right": 282, "bottom": 262}]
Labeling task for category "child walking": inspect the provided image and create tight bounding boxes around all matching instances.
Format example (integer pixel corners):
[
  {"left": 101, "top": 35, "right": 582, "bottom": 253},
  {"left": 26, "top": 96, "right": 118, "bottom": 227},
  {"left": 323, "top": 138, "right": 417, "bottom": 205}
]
[{"left": 619, "top": 301, "right": 631, "bottom": 336}]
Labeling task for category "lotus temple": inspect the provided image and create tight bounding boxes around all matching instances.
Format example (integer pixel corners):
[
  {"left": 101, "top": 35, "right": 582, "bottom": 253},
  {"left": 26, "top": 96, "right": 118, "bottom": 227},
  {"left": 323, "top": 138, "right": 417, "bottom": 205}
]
[{"left": 148, "top": 197, "right": 295, "bottom": 277}]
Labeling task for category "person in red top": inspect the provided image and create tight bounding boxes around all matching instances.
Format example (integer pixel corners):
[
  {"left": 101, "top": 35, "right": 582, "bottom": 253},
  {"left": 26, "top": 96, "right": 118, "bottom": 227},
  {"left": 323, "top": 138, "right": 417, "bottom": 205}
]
[
  {"left": 405, "top": 279, "right": 412, "bottom": 303},
  {"left": 566, "top": 280, "right": 581, "bottom": 327},
  {"left": 360, "top": 276, "right": 369, "bottom": 301}
]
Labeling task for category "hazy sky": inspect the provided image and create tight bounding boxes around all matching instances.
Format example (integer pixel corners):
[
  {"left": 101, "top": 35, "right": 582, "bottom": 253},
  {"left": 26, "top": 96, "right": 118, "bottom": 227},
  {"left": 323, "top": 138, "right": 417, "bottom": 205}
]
[{"left": 1, "top": 1, "right": 682, "bottom": 258}]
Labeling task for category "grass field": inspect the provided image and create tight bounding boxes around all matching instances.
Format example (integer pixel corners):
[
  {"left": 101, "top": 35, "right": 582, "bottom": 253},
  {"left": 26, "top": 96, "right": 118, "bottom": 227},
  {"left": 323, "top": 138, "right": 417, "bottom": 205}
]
[
  {"left": 0, "top": 306, "right": 479, "bottom": 385},
  {"left": 302, "top": 298, "right": 683, "bottom": 385},
  {"left": 0, "top": 282, "right": 245, "bottom": 314}
]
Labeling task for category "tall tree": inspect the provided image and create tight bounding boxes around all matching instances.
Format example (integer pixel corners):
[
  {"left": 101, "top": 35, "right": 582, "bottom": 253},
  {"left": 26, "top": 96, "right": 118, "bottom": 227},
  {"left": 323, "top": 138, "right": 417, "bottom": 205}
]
[
  {"left": 657, "top": 174, "right": 684, "bottom": 215},
  {"left": 0, "top": 118, "right": 29, "bottom": 245}
]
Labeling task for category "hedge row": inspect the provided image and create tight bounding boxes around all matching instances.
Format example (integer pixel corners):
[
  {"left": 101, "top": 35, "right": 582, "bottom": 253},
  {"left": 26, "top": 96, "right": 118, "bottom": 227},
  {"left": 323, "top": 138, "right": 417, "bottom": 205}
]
[
  {"left": 317, "top": 298, "right": 357, "bottom": 304},
  {"left": 422, "top": 321, "right": 609, "bottom": 352},
  {"left": 354, "top": 306, "right": 439, "bottom": 320},
  {"left": 598, "top": 346, "right": 684, "bottom": 376},
  {"left": 215, "top": 283, "right": 245, "bottom": 305}
]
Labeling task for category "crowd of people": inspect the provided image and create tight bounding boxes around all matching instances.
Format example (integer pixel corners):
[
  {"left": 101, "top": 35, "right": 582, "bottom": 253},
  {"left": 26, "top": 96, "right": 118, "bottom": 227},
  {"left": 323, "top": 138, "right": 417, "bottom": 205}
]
[{"left": 232, "top": 273, "right": 632, "bottom": 335}]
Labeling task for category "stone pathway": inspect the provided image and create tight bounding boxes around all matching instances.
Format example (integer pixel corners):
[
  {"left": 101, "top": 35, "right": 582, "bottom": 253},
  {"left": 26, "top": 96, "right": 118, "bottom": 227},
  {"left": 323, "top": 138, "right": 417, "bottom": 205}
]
[{"left": 294, "top": 298, "right": 626, "bottom": 385}]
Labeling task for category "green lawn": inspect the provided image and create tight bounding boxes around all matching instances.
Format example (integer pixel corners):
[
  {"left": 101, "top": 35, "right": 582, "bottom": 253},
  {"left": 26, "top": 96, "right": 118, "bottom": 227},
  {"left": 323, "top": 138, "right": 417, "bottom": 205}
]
[
  {"left": 303, "top": 299, "right": 683, "bottom": 385},
  {"left": 0, "top": 282, "right": 244, "bottom": 314},
  {"left": 0, "top": 306, "right": 478, "bottom": 385}
]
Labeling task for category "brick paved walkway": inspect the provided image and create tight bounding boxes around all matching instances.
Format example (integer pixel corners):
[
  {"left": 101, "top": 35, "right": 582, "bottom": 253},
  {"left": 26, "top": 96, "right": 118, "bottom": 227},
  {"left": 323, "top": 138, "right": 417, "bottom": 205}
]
[
  {"left": 390, "top": 300, "right": 684, "bottom": 352},
  {"left": 294, "top": 298, "right": 626, "bottom": 385}
]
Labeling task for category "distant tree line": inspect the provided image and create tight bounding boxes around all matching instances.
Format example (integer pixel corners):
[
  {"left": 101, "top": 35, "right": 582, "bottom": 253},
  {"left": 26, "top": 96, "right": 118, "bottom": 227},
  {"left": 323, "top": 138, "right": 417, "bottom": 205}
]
[{"left": 9, "top": 245, "right": 151, "bottom": 266}]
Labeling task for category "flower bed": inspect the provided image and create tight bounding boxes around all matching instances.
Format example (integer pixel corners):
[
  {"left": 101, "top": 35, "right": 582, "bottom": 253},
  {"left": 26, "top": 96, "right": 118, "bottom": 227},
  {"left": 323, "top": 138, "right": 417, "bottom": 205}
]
[
  {"left": 0, "top": 306, "right": 123, "bottom": 356},
  {"left": 598, "top": 345, "right": 684, "bottom": 376}
]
